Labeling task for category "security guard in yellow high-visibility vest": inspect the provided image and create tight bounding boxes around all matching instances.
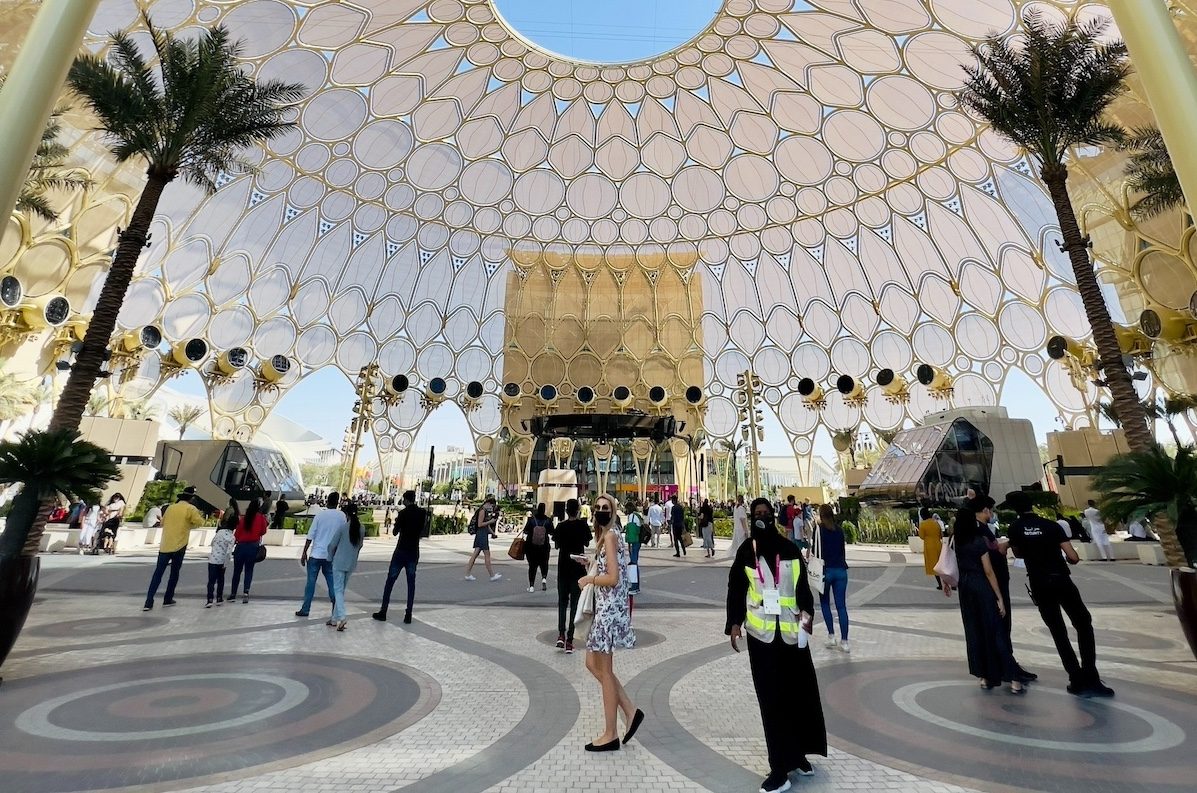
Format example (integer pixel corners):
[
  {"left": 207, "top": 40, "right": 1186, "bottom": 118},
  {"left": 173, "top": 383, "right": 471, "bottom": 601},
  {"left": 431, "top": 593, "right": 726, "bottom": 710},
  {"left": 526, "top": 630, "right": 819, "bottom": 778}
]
[{"left": 727, "top": 498, "right": 827, "bottom": 793}]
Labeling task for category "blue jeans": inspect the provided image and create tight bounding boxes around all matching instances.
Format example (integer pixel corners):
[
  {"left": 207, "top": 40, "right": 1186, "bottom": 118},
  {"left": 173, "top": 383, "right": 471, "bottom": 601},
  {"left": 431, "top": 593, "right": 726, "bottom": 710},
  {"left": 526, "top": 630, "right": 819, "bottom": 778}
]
[
  {"left": 230, "top": 541, "right": 259, "bottom": 596},
  {"left": 820, "top": 567, "right": 849, "bottom": 641},
  {"left": 299, "top": 558, "right": 334, "bottom": 614},
  {"left": 332, "top": 570, "right": 351, "bottom": 621},
  {"left": 145, "top": 548, "right": 186, "bottom": 607},
  {"left": 380, "top": 550, "right": 418, "bottom": 615},
  {"left": 629, "top": 542, "right": 641, "bottom": 565}
]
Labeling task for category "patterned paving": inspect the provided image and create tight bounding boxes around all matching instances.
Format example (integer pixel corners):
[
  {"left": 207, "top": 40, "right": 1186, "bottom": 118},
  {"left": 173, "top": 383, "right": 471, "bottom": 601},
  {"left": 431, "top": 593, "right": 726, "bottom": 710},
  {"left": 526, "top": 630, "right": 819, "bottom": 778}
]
[{"left": 0, "top": 546, "right": 1193, "bottom": 793}]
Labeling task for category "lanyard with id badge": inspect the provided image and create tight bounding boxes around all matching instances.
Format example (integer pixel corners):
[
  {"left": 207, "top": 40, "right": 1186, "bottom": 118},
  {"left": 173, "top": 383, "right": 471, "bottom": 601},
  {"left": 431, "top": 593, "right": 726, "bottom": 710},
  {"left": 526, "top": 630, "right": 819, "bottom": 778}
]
[{"left": 755, "top": 550, "right": 783, "bottom": 615}]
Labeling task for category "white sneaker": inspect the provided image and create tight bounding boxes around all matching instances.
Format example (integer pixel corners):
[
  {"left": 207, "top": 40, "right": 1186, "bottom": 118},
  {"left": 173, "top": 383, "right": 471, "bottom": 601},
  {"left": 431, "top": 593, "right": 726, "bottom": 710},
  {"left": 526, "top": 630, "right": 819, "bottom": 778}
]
[
  {"left": 824, "top": 636, "right": 839, "bottom": 649},
  {"left": 839, "top": 640, "right": 851, "bottom": 653},
  {"left": 465, "top": 575, "right": 476, "bottom": 581},
  {"left": 527, "top": 586, "right": 535, "bottom": 593},
  {"left": 490, "top": 573, "right": 503, "bottom": 582}
]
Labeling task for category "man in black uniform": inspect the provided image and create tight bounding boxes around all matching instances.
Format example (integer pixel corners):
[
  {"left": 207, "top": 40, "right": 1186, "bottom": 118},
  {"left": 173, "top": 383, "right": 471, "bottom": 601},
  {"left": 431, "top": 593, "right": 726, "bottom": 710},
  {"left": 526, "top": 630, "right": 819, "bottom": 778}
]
[
  {"left": 1006, "top": 490, "right": 1114, "bottom": 698},
  {"left": 551, "top": 498, "right": 591, "bottom": 654},
  {"left": 373, "top": 490, "right": 426, "bottom": 624}
]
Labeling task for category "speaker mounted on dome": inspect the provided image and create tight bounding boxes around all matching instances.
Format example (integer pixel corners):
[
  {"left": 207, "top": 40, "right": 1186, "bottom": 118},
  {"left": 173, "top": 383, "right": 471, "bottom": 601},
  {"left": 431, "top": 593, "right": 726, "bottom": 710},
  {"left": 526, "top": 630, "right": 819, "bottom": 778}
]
[
  {"left": 1139, "top": 306, "right": 1196, "bottom": 344},
  {"left": 684, "top": 384, "right": 705, "bottom": 408},
  {"left": 1114, "top": 326, "right": 1152, "bottom": 357},
  {"left": 120, "top": 325, "right": 163, "bottom": 353},
  {"left": 575, "top": 385, "right": 597, "bottom": 411},
  {"left": 611, "top": 384, "right": 634, "bottom": 412},
  {"left": 166, "top": 338, "right": 209, "bottom": 369},
  {"left": 501, "top": 381, "right": 522, "bottom": 406},
  {"left": 647, "top": 384, "right": 669, "bottom": 412},
  {"left": 1046, "top": 335, "right": 1096, "bottom": 367},
  {"left": 536, "top": 383, "right": 559, "bottom": 408},
  {"left": 421, "top": 376, "right": 448, "bottom": 410},
  {"left": 835, "top": 374, "right": 865, "bottom": 405},
  {"left": 916, "top": 363, "right": 954, "bottom": 399},
  {"left": 798, "top": 377, "right": 825, "bottom": 410},
  {"left": 876, "top": 368, "right": 910, "bottom": 404},
  {"left": 460, "top": 380, "right": 485, "bottom": 413}
]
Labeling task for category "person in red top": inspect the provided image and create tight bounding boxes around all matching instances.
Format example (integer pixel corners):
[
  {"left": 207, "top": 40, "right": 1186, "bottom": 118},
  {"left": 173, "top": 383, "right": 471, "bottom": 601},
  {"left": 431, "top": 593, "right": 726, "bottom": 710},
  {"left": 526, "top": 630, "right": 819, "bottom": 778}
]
[{"left": 229, "top": 496, "right": 269, "bottom": 604}]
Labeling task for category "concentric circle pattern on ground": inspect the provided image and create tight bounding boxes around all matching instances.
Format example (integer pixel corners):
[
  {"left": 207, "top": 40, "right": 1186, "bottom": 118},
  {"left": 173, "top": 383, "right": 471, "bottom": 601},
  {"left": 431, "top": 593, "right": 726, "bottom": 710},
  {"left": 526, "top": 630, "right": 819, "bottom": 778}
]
[
  {"left": 0, "top": 652, "right": 433, "bottom": 793},
  {"left": 818, "top": 660, "right": 1197, "bottom": 793}
]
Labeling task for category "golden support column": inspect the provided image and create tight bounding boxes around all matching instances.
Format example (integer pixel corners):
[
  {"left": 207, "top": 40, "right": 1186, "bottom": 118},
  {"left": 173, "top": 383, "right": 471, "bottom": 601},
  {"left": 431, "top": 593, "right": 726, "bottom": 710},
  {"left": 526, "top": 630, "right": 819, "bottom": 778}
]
[
  {"left": 1106, "top": 0, "right": 1197, "bottom": 217},
  {"left": 0, "top": 0, "right": 102, "bottom": 238}
]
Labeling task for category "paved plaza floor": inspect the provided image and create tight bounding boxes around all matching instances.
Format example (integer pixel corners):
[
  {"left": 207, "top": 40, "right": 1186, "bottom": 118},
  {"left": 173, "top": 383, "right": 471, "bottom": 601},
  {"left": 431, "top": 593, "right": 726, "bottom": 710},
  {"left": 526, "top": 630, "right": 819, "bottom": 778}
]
[{"left": 2, "top": 535, "right": 1194, "bottom": 793}]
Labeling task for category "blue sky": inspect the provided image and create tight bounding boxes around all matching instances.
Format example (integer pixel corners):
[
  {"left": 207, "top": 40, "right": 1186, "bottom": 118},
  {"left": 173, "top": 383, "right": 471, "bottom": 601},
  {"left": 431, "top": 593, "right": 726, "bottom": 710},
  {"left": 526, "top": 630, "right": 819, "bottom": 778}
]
[{"left": 176, "top": 0, "right": 1078, "bottom": 464}]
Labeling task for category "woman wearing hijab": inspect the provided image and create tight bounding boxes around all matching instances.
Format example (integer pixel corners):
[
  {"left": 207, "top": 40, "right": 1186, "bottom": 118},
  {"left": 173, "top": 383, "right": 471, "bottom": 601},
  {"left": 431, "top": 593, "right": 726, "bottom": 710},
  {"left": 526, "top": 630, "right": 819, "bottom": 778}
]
[
  {"left": 727, "top": 498, "right": 827, "bottom": 793},
  {"left": 952, "top": 496, "right": 1024, "bottom": 693},
  {"left": 699, "top": 498, "right": 715, "bottom": 557}
]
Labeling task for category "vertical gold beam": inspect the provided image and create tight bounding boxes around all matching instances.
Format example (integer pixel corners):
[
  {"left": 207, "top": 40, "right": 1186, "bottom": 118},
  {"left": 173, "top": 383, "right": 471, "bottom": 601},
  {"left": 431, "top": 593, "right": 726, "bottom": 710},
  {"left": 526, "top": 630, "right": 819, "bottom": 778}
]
[
  {"left": 0, "top": 0, "right": 102, "bottom": 238},
  {"left": 1106, "top": 0, "right": 1197, "bottom": 217}
]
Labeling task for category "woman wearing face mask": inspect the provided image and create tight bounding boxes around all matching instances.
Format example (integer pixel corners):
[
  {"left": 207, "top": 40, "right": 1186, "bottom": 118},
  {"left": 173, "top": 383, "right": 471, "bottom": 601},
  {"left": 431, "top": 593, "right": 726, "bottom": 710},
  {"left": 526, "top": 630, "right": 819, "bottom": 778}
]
[
  {"left": 726, "top": 498, "right": 827, "bottom": 793},
  {"left": 578, "top": 493, "right": 643, "bottom": 752}
]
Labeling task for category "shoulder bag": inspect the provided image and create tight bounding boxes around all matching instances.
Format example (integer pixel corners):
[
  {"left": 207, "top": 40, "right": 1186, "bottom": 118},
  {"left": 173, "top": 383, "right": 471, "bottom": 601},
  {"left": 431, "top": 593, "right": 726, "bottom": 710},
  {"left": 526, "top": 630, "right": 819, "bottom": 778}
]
[
  {"left": 807, "top": 526, "right": 825, "bottom": 595},
  {"left": 507, "top": 534, "right": 525, "bottom": 560},
  {"left": 933, "top": 535, "right": 958, "bottom": 589}
]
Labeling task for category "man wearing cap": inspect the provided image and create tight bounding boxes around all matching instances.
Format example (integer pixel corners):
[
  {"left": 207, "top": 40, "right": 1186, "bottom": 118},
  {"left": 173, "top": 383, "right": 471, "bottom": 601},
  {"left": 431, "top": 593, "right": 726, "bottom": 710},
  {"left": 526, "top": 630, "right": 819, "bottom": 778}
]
[
  {"left": 373, "top": 490, "right": 426, "bottom": 624},
  {"left": 143, "top": 486, "right": 205, "bottom": 611},
  {"left": 1006, "top": 490, "right": 1114, "bottom": 698}
]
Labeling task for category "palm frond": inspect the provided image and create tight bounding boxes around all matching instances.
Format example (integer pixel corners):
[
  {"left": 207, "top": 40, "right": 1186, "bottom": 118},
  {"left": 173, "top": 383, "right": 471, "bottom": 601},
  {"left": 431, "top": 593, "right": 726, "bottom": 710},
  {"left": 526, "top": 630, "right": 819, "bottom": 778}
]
[
  {"left": 0, "top": 428, "right": 120, "bottom": 504},
  {"left": 1121, "top": 127, "right": 1184, "bottom": 219},
  {"left": 961, "top": 11, "right": 1129, "bottom": 169},
  {"left": 68, "top": 16, "right": 305, "bottom": 191},
  {"left": 1092, "top": 445, "right": 1197, "bottom": 566}
]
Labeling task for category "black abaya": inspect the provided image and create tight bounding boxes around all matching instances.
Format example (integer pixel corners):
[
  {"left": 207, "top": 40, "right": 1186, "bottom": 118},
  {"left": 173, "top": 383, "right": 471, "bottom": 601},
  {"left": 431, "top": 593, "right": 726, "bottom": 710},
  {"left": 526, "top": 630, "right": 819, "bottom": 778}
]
[{"left": 727, "top": 529, "right": 828, "bottom": 771}]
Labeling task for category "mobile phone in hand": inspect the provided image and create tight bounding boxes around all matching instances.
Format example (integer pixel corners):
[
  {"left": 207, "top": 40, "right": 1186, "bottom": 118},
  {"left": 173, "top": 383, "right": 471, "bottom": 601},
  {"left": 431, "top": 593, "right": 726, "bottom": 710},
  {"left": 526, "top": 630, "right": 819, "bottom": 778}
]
[{"left": 570, "top": 554, "right": 588, "bottom": 565}]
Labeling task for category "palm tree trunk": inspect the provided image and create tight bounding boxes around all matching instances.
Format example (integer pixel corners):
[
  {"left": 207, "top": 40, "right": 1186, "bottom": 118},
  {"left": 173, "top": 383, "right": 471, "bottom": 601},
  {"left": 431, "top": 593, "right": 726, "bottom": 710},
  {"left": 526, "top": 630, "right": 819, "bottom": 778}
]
[
  {"left": 1166, "top": 417, "right": 1182, "bottom": 448},
  {"left": 17, "top": 173, "right": 170, "bottom": 557},
  {"left": 1154, "top": 512, "right": 1189, "bottom": 569},
  {"left": 1041, "top": 166, "right": 1153, "bottom": 453},
  {"left": 49, "top": 173, "right": 171, "bottom": 432}
]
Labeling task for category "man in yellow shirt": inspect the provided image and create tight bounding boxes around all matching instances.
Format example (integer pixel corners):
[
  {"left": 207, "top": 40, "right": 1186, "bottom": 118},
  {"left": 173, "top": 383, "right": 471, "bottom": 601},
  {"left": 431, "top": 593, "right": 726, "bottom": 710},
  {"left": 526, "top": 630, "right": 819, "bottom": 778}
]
[{"left": 143, "top": 486, "right": 206, "bottom": 611}]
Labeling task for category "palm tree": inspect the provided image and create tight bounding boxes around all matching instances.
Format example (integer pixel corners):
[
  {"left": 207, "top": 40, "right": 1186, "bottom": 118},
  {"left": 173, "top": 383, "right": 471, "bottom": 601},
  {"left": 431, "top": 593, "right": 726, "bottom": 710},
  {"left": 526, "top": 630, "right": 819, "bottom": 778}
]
[
  {"left": 167, "top": 403, "right": 204, "bottom": 439},
  {"left": 0, "top": 428, "right": 120, "bottom": 560},
  {"left": 3, "top": 76, "right": 93, "bottom": 222},
  {"left": 84, "top": 393, "right": 110, "bottom": 417},
  {"left": 0, "top": 374, "right": 41, "bottom": 424},
  {"left": 45, "top": 17, "right": 303, "bottom": 438},
  {"left": 962, "top": 12, "right": 1151, "bottom": 453},
  {"left": 1093, "top": 445, "right": 1196, "bottom": 568},
  {"left": 720, "top": 437, "right": 746, "bottom": 496},
  {"left": 1100, "top": 395, "right": 1197, "bottom": 448},
  {"left": 1122, "top": 128, "right": 1183, "bottom": 219}
]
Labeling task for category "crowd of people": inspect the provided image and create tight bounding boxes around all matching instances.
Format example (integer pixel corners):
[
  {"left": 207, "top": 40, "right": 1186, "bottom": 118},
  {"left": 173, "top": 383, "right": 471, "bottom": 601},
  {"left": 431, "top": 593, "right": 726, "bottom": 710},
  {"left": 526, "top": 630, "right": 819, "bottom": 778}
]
[{"left": 121, "top": 478, "right": 1132, "bottom": 793}]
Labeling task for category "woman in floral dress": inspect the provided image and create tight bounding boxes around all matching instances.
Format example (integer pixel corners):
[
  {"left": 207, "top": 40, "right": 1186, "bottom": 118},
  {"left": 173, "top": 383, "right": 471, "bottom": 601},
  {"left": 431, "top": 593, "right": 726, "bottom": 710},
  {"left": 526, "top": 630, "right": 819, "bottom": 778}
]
[{"left": 580, "top": 493, "right": 643, "bottom": 752}]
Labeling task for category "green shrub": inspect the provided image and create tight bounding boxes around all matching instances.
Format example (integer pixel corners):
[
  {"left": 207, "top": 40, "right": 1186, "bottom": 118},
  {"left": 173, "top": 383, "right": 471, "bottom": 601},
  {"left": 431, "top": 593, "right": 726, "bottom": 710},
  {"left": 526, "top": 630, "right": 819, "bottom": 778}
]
[
  {"left": 713, "top": 517, "right": 733, "bottom": 537},
  {"left": 855, "top": 506, "right": 913, "bottom": 544},
  {"left": 130, "top": 479, "right": 189, "bottom": 522},
  {"left": 431, "top": 513, "right": 467, "bottom": 534},
  {"left": 841, "top": 520, "right": 857, "bottom": 544}
]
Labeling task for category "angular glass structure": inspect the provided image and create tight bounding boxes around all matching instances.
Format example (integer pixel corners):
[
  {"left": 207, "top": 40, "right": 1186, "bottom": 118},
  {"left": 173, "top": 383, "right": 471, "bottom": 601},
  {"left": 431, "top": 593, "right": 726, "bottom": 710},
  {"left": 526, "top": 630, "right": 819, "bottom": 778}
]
[{"left": 858, "top": 419, "right": 994, "bottom": 503}]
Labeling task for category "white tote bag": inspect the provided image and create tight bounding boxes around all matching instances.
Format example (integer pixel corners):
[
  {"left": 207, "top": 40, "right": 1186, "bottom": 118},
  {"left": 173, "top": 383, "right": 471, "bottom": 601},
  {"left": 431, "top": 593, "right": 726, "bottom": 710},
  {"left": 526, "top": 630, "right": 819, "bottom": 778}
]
[
  {"left": 807, "top": 526, "right": 826, "bottom": 595},
  {"left": 574, "top": 558, "right": 598, "bottom": 627}
]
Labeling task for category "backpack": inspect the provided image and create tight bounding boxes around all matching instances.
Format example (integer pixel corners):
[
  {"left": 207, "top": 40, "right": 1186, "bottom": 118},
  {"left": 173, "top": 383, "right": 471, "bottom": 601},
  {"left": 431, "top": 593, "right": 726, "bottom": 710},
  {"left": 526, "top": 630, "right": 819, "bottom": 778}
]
[
  {"left": 469, "top": 508, "right": 481, "bottom": 534},
  {"left": 531, "top": 518, "right": 548, "bottom": 546}
]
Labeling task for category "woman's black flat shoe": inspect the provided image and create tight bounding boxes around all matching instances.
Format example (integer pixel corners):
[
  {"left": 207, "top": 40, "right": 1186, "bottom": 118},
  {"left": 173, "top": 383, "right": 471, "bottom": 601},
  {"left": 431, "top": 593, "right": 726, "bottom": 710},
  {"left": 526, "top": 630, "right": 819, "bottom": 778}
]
[
  {"left": 622, "top": 709, "right": 645, "bottom": 745},
  {"left": 585, "top": 739, "right": 620, "bottom": 752}
]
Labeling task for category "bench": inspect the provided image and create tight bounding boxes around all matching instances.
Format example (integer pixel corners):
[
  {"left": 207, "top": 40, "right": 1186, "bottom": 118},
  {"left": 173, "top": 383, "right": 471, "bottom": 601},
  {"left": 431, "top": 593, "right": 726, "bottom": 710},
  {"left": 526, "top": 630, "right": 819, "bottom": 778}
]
[
  {"left": 1136, "top": 543, "right": 1167, "bottom": 565},
  {"left": 1076, "top": 540, "right": 1140, "bottom": 561},
  {"left": 264, "top": 529, "right": 295, "bottom": 547}
]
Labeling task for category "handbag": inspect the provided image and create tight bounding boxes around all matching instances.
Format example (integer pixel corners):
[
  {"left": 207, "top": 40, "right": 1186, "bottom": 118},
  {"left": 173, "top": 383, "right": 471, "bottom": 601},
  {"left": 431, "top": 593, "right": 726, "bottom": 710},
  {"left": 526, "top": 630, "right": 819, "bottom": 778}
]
[
  {"left": 575, "top": 558, "right": 598, "bottom": 626},
  {"left": 807, "top": 526, "right": 825, "bottom": 595},
  {"left": 933, "top": 536, "right": 958, "bottom": 588},
  {"left": 682, "top": 530, "right": 694, "bottom": 548},
  {"left": 507, "top": 535, "right": 525, "bottom": 561},
  {"left": 255, "top": 544, "right": 267, "bottom": 563}
]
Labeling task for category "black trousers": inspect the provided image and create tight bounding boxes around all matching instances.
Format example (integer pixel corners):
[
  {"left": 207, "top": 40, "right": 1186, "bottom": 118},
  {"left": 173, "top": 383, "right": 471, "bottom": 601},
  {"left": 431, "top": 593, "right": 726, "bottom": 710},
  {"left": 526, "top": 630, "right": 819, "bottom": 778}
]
[
  {"left": 672, "top": 529, "right": 686, "bottom": 555},
  {"left": 747, "top": 634, "right": 827, "bottom": 774},
  {"left": 526, "top": 544, "right": 550, "bottom": 586},
  {"left": 556, "top": 561, "right": 584, "bottom": 641},
  {"left": 206, "top": 563, "right": 225, "bottom": 602},
  {"left": 1030, "top": 574, "right": 1098, "bottom": 686}
]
